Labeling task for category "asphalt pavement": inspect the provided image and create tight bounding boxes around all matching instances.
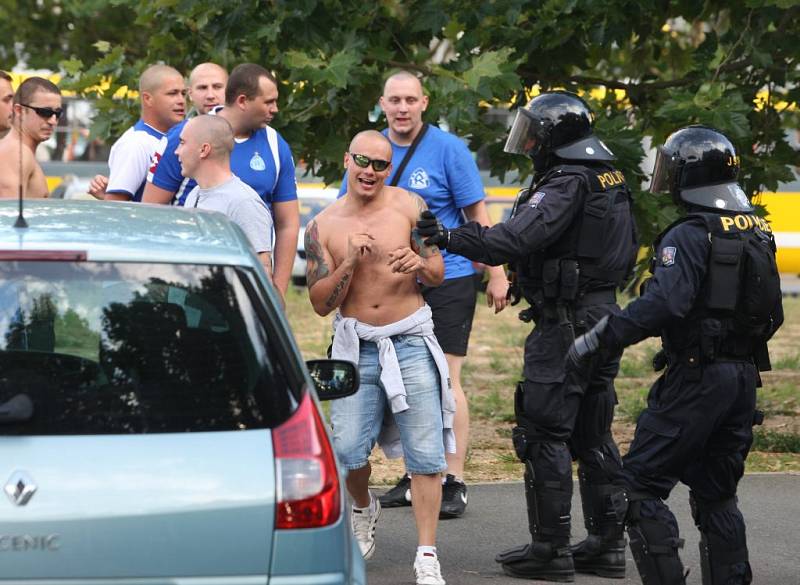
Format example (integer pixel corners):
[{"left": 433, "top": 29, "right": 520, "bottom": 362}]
[{"left": 365, "top": 474, "right": 799, "bottom": 584}]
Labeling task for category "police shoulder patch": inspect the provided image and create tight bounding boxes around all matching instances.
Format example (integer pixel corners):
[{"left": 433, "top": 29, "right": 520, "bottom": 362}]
[
  {"left": 661, "top": 246, "right": 677, "bottom": 267},
  {"left": 529, "top": 191, "right": 546, "bottom": 208}
]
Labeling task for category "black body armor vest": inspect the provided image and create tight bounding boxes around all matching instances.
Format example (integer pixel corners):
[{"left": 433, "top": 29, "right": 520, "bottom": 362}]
[
  {"left": 514, "top": 163, "right": 638, "bottom": 306},
  {"left": 656, "top": 211, "right": 782, "bottom": 371}
]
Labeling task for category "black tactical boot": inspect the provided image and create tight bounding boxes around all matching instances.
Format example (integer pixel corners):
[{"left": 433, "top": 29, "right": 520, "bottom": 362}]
[
  {"left": 571, "top": 534, "right": 626, "bottom": 578},
  {"left": 496, "top": 541, "right": 575, "bottom": 582}
]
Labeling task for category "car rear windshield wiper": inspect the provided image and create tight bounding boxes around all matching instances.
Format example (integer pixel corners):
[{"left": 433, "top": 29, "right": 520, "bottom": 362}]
[{"left": 0, "top": 394, "right": 34, "bottom": 424}]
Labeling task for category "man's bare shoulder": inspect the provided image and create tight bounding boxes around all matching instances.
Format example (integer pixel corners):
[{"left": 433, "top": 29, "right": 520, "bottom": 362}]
[
  {"left": 314, "top": 197, "right": 346, "bottom": 224},
  {"left": 387, "top": 186, "right": 428, "bottom": 217}
]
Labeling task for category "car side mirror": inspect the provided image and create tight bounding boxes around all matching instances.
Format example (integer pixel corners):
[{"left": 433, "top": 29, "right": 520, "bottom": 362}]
[{"left": 306, "top": 359, "right": 359, "bottom": 401}]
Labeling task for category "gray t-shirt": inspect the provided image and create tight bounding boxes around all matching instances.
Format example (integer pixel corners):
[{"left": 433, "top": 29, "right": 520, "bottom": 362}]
[{"left": 184, "top": 175, "right": 273, "bottom": 253}]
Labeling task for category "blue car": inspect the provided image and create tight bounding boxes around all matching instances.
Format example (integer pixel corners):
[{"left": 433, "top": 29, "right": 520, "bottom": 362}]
[{"left": 0, "top": 200, "right": 364, "bottom": 585}]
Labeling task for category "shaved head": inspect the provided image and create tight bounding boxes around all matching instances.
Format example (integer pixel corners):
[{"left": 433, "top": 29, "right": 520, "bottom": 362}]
[
  {"left": 383, "top": 70, "right": 423, "bottom": 96},
  {"left": 349, "top": 129, "right": 392, "bottom": 158},
  {"left": 188, "top": 62, "right": 228, "bottom": 87},
  {"left": 186, "top": 114, "right": 234, "bottom": 159},
  {"left": 139, "top": 64, "right": 183, "bottom": 93}
]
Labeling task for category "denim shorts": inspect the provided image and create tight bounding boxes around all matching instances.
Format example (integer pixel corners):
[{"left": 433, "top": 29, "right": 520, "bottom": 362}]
[{"left": 329, "top": 334, "right": 447, "bottom": 475}]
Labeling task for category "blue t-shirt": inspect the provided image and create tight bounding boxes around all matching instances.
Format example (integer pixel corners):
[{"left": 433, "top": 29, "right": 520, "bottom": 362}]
[
  {"left": 150, "top": 115, "right": 297, "bottom": 207},
  {"left": 339, "top": 125, "right": 485, "bottom": 279}
]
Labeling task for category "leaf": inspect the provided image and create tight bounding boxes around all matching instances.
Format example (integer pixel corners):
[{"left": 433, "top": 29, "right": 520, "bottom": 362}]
[
  {"left": 464, "top": 49, "right": 516, "bottom": 90},
  {"left": 93, "top": 40, "right": 112, "bottom": 54},
  {"left": 324, "top": 50, "right": 360, "bottom": 89}
]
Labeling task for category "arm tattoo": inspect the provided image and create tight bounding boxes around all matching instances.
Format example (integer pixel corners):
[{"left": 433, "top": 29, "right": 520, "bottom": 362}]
[
  {"left": 410, "top": 192, "right": 428, "bottom": 215},
  {"left": 412, "top": 228, "right": 440, "bottom": 258},
  {"left": 325, "top": 271, "right": 351, "bottom": 308},
  {"left": 305, "top": 220, "right": 330, "bottom": 288}
]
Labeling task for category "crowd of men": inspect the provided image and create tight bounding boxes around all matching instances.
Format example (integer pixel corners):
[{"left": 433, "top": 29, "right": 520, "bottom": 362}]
[{"left": 0, "top": 64, "right": 784, "bottom": 585}]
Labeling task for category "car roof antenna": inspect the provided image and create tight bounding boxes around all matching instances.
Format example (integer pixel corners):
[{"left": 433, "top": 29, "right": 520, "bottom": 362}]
[{"left": 14, "top": 113, "right": 27, "bottom": 229}]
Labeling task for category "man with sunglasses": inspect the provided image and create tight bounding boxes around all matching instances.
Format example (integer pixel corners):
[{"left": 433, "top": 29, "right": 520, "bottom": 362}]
[
  {"left": 341, "top": 71, "right": 509, "bottom": 519},
  {"left": 311, "top": 130, "right": 451, "bottom": 585},
  {"left": 88, "top": 64, "right": 186, "bottom": 202},
  {"left": 0, "top": 76, "right": 62, "bottom": 199}
]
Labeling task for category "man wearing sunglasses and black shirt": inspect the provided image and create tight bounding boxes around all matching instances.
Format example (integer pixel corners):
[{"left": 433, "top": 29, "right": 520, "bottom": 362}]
[{"left": 0, "top": 76, "right": 62, "bottom": 199}]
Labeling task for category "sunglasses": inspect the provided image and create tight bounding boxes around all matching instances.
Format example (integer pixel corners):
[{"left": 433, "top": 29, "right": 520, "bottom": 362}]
[
  {"left": 349, "top": 152, "right": 390, "bottom": 172},
  {"left": 20, "top": 104, "right": 64, "bottom": 120}
]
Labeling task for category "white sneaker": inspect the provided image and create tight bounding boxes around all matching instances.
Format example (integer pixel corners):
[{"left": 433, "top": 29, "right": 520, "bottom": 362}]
[
  {"left": 351, "top": 491, "right": 381, "bottom": 560},
  {"left": 414, "top": 553, "right": 446, "bottom": 585}
]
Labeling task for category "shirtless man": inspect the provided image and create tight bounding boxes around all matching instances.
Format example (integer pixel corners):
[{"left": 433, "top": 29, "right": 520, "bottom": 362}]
[
  {"left": 0, "top": 77, "right": 62, "bottom": 199},
  {"left": 306, "top": 130, "right": 451, "bottom": 585},
  {"left": 0, "top": 71, "right": 14, "bottom": 136}
]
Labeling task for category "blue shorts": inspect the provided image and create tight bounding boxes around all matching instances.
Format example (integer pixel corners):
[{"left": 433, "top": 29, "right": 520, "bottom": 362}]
[{"left": 329, "top": 334, "right": 447, "bottom": 475}]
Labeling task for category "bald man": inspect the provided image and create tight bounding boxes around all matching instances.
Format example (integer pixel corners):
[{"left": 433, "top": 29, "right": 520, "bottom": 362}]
[
  {"left": 142, "top": 63, "right": 228, "bottom": 205},
  {"left": 309, "top": 130, "right": 449, "bottom": 584},
  {"left": 342, "top": 71, "right": 508, "bottom": 518},
  {"left": 89, "top": 64, "right": 186, "bottom": 201},
  {"left": 176, "top": 115, "right": 276, "bottom": 291}
]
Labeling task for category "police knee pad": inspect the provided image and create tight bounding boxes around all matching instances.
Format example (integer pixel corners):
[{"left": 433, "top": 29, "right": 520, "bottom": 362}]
[
  {"left": 626, "top": 496, "right": 687, "bottom": 585},
  {"left": 690, "top": 493, "right": 752, "bottom": 585}
]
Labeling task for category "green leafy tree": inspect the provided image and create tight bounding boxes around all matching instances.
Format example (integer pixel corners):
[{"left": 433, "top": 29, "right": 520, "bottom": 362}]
[{"left": 3, "top": 0, "right": 798, "bottom": 246}]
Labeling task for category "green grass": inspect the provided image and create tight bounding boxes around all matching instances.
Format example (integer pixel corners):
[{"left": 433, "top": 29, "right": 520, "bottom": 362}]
[
  {"left": 471, "top": 388, "right": 515, "bottom": 422},
  {"left": 617, "top": 386, "right": 649, "bottom": 423},
  {"left": 757, "top": 382, "right": 799, "bottom": 416},
  {"left": 772, "top": 353, "right": 800, "bottom": 370},
  {"left": 752, "top": 428, "right": 800, "bottom": 453}
]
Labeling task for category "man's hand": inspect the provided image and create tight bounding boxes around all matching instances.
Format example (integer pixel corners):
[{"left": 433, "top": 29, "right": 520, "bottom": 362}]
[
  {"left": 346, "top": 232, "right": 375, "bottom": 263},
  {"left": 416, "top": 210, "right": 450, "bottom": 249},
  {"left": 485, "top": 268, "right": 509, "bottom": 313},
  {"left": 88, "top": 174, "right": 108, "bottom": 199},
  {"left": 388, "top": 247, "right": 424, "bottom": 274},
  {"left": 565, "top": 315, "right": 609, "bottom": 374}
]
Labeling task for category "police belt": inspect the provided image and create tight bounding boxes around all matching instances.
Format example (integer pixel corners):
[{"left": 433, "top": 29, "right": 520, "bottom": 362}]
[
  {"left": 664, "top": 342, "right": 754, "bottom": 380},
  {"left": 538, "top": 288, "right": 617, "bottom": 322},
  {"left": 574, "top": 288, "right": 617, "bottom": 307}
]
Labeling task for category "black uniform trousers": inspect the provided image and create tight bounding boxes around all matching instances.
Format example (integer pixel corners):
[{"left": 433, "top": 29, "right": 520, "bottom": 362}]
[
  {"left": 622, "top": 357, "right": 757, "bottom": 583},
  {"left": 517, "top": 301, "right": 623, "bottom": 544}
]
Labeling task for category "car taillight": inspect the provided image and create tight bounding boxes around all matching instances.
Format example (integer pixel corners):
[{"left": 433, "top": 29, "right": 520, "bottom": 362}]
[{"left": 273, "top": 391, "right": 341, "bottom": 529}]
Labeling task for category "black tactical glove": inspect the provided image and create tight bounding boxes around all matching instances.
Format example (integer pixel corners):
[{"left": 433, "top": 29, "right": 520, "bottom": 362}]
[
  {"left": 565, "top": 315, "right": 609, "bottom": 374},
  {"left": 416, "top": 210, "right": 450, "bottom": 249}
]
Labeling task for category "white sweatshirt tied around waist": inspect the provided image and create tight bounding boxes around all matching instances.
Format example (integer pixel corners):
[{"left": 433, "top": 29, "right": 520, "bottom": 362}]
[{"left": 331, "top": 304, "right": 456, "bottom": 458}]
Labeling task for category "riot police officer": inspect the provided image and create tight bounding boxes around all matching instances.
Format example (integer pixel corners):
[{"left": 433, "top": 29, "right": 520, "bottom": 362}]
[
  {"left": 418, "top": 91, "right": 639, "bottom": 581},
  {"left": 566, "top": 125, "right": 784, "bottom": 585}
]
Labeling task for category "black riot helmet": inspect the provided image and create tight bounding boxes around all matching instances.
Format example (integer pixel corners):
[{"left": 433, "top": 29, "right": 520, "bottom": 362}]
[
  {"left": 650, "top": 125, "right": 753, "bottom": 213},
  {"left": 503, "top": 91, "right": 615, "bottom": 171}
]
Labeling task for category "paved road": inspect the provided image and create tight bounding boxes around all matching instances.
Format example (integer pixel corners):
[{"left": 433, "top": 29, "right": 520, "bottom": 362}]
[{"left": 366, "top": 474, "right": 799, "bottom": 584}]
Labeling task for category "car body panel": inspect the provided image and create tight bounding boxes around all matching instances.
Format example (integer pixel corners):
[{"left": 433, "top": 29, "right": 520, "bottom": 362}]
[
  {"left": 0, "top": 200, "right": 364, "bottom": 584},
  {"left": 0, "top": 432, "right": 275, "bottom": 579},
  {"left": 0, "top": 201, "right": 251, "bottom": 266}
]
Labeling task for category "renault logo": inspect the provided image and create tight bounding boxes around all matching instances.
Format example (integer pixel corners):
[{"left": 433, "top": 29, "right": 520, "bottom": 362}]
[{"left": 4, "top": 471, "right": 37, "bottom": 506}]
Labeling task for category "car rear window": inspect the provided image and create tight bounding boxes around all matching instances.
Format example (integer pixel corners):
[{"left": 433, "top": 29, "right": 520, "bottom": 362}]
[{"left": 0, "top": 261, "right": 297, "bottom": 434}]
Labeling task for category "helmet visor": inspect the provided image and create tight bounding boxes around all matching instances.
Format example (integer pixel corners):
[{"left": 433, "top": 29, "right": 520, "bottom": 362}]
[
  {"left": 503, "top": 110, "right": 536, "bottom": 155},
  {"left": 649, "top": 146, "right": 677, "bottom": 194}
]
